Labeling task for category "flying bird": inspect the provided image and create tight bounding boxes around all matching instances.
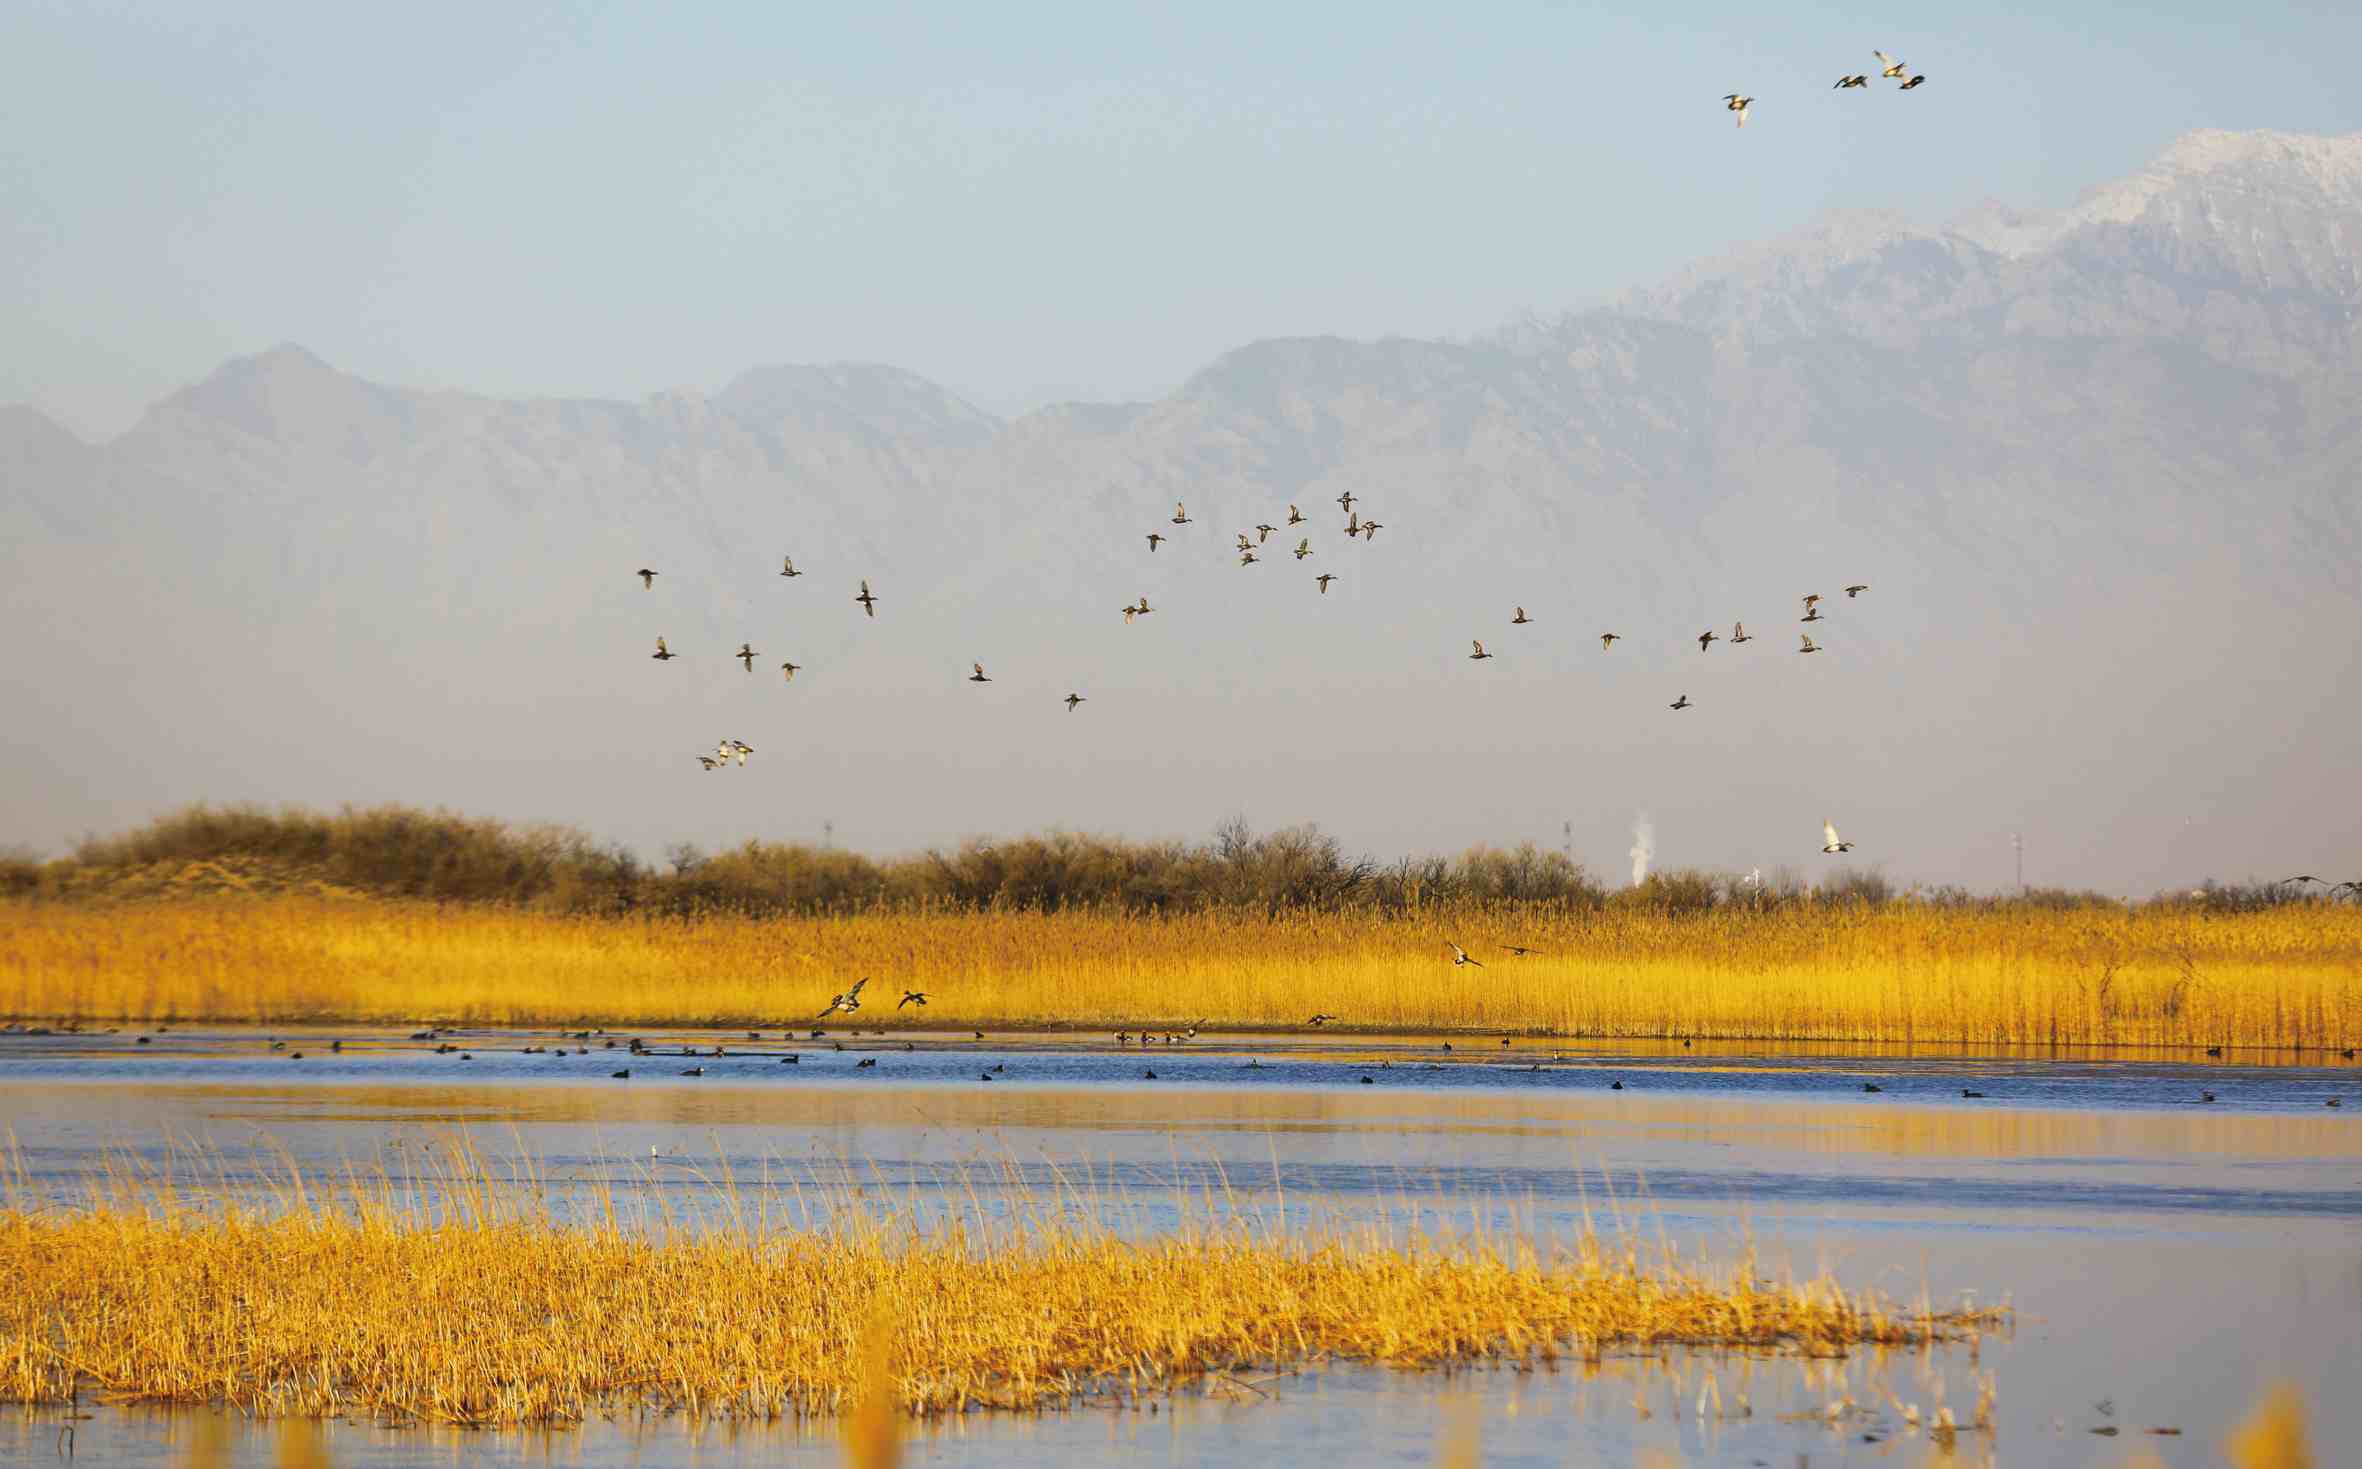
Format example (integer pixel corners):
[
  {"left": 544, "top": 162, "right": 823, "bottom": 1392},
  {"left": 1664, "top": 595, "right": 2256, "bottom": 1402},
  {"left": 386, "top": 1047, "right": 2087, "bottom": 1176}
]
[
  {"left": 969, "top": 662, "right": 991, "bottom": 683},
  {"left": 856, "top": 580, "right": 877, "bottom": 617},
  {"left": 1802, "top": 593, "right": 1823, "bottom": 611},
  {"left": 1255, "top": 523, "right": 1277, "bottom": 543},
  {"left": 1171, "top": 501, "right": 1191, "bottom": 525},
  {"left": 1834, "top": 74, "right": 1868, "bottom": 88},
  {"left": 1800, "top": 634, "right": 1821, "bottom": 653},
  {"left": 779, "top": 660, "right": 800, "bottom": 682},
  {"left": 636, "top": 568, "right": 658, "bottom": 590},
  {"left": 1600, "top": 633, "right": 1621, "bottom": 650},
  {"left": 1801, "top": 606, "right": 1825, "bottom": 623},
  {"left": 1146, "top": 532, "right": 1164, "bottom": 552},
  {"left": 1670, "top": 694, "right": 1692, "bottom": 710},
  {"left": 1287, "top": 505, "right": 1306, "bottom": 525},
  {"left": 1469, "top": 640, "right": 1492, "bottom": 660},
  {"left": 1511, "top": 607, "right": 1532, "bottom": 625},
  {"left": 1337, "top": 490, "right": 1357, "bottom": 512},
  {"left": 1503, "top": 945, "right": 1541, "bottom": 956},
  {"left": 898, "top": 990, "right": 928, "bottom": 1009},
  {"left": 1064, "top": 692, "right": 1085, "bottom": 712},
  {"left": 727, "top": 739, "right": 753, "bottom": 766},
  {"left": 779, "top": 556, "right": 801, "bottom": 578},
  {"left": 735, "top": 643, "right": 757, "bottom": 672},
  {"left": 1306, "top": 1013, "right": 1337, "bottom": 1027},
  {"left": 1316, "top": 573, "right": 1337, "bottom": 593},
  {"left": 1239, "top": 549, "right": 1259, "bottom": 566},
  {"left": 1823, "top": 821, "right": 1855, "bottom": 853},
  {"left": 1360, "top": 520, "right": 1383, "bottom": 540},
  {"left": 1237, "top": 532, "right": 1255, "bottom": 553},
  {"left": 1723, "top": 93, "right": 1753, "bottom": 127},
  {"left": 1875, "top": 50, "right": 1907, "bottom": 78},
  {"left": 697, "top": 756, "right": 720, "bottom": 771},
  {"left": 652, "top": 637, "right": 676, "bottom": 661},
  {"left": 1844, "top": 584, "right": 1869, "bottom": 598},
  {"left": 818, "top": 979, "right": 869, "bottom": 1018},
  {"left": 1294, "top": 538, "right": 1312, "bottom": 560},
  {"left": 1448, "top": 941, "right": 1485, "bottom": 968},
  {"left": 1731, "top": 622, "right": 1752, "bottom": 643},
  {"left": 1898, "top": 73, "right": 1927, "bottom": 90},
  {"left": 1698, "top": 629, "right": 1719, "bottom": 651},
  {"left": 1345, "top": 511, "right": 1361, "bottom": 537}
]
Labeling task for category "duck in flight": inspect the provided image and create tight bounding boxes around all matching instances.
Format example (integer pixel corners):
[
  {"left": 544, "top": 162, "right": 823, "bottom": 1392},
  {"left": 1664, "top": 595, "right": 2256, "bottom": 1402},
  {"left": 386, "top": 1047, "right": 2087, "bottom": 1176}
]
[
  {"left": 1255, "top": 523, "right": 1277, "bottom": 543},
  {"left": 637, "top": 568, "right": 658, "bottom": 590},
  {"left": 1898, "top": 73, "right": 1926, "bottom": 90},
  {"left": 1503, "top": 944, "right": 1541, "bottom": 956},
  {"left": 1294, "top": 538, "right": 1312, "bottom": 560},
  {"left": 779, "top": 555, "right": 801, "bottom": 578},
  {"left": 1064, "top": 692, "right": 1085, "bottom": 712},
  {"left": 1316, "top": 573, "right": 1337, "bottom": 594},
  {"left": 1337, "top": 490, "right": 1357, "bottom": 513},
  {"left": 1801, "top": 606, "right": 1825, "bottom": 623},
  {"left": 818, "top": 979, "right": 868, "bottom": 1018},
  {"left": 856, "top": 580, "right": 877, "bottom": 617},
  {"left": 1823, "top": 821, "right": 1854, "bottom": 853},
  {"left": 898, "top": 990, "right": 928, "bottom": 1009},
  {"left": 1146, "top": 532, "right": 1164, "bottom": 552},
  {"left": 1360, "top": 520, "right": 1383, "bottom": 540},
  {"left": 1723, "top": 93, "right": 1753, "bottom": 127},
  {"left": 969, "top": 662, "right": 992, "bottom": 683},
  {"left": 1288, "top": 505, "right": 1306, "bottom": 525},
  {"left": 1600, "top": 632, "right": 1621, "bottom": 650},
  {"left": 1670, "top": 693, "right": 1692, "bottom": 710},
  {"left": 1236, "top": 532, "right": 1254, "bottom": 553},
  {"left": 1834, "top": 74, "right": 1868, "bottom": 88},
  {"left": 1307, "top": 1013, "right": 1338, "bottom": 1027},
  {"left": 1875, "top": 50, "right": 1907, "bottom": 79},
  {"left": 1730, "top": 622, "right": 1751, "bottom": 644},
  {"left": 1844, "top": 584, "right": 1869, "bottom": 598},
  {"left": 1171, "top": 501, "right": 1192, "bottom": 525},
  {"left": 1469, "top": 640, "right": 1492, "bottom": 661},
  {"left": 1698, "top": 629, "right": 1719, "bottom": 651},
  {"left": 726, "top": 739, "right": 753, "bottom": 766},
  {"left": 779, "top": 659, "right": 800, "bottom": 683},
  {"left": 735, "top": 643, "right": 757, "bottom": 672},
  {"left": 1449, "top": 941, "right": 1485, "bottom": 968},
  {"left": 697, "top": 755, "right": 720, "bottom": 771},
  {"left": 1239, "top": 549, "right": 1260, "bottom": 566},
  {"left": 652, "top": 637, "right": 676, "bottom": 661},
  {"left": 1800, "top": 633, "right": 1821, "bottom": 653},
  {"left": 1511, "top": 607, "right": 1531, "bottom": 625}
]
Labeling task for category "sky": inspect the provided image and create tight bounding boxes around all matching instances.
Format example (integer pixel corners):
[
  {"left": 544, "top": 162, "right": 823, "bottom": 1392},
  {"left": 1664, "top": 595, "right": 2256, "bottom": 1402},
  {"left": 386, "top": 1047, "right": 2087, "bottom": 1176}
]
[{"left": 5, "top": 0, "right": 2361, "bottom": 437}]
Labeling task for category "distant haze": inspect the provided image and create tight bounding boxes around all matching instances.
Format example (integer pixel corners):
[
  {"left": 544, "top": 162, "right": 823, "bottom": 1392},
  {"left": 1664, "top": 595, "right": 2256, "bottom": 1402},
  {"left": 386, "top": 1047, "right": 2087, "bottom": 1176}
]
[{"left": 6, "top": 127, "right": 2362, "bottom": 894}]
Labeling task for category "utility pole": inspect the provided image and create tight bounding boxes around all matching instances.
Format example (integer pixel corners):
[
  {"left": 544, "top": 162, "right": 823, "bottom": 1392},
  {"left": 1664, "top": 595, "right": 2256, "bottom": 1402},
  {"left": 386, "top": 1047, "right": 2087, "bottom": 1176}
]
[{"left": 2012, "top": 832, "right": 2024, "bottom": 896}]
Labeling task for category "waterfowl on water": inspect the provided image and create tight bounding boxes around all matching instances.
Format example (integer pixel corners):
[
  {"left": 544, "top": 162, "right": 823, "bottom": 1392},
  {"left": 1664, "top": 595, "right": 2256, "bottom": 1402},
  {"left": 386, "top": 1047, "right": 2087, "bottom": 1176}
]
[
  {"left": 855, "top": 1058, "right": 877, "bottom": 1068},
  {"left": 681, "top": 1066, "right": 704, "bottom": 1076},
  {"left": 1862, "top": 1083, "right": 1882, "bottom": 1093},
  {"left": 1962, "top": 1089, "right": 1985, "bottom": 1098},
  {"left": 855, "top": 580, "right": 877, "bottom": 617},
  {"left": 612, "top": 1069, "right": 630, "bottom": 1078}
]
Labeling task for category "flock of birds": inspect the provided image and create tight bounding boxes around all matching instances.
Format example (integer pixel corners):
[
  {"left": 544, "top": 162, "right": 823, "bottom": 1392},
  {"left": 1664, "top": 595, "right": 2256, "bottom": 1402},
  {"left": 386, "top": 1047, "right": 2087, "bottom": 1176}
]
[
  {"left": 1724, "top": 49, "right": 1928, "bottom": 127},
  {"left": 631, "top": 485, "right": 1877, "bottom": 854}
]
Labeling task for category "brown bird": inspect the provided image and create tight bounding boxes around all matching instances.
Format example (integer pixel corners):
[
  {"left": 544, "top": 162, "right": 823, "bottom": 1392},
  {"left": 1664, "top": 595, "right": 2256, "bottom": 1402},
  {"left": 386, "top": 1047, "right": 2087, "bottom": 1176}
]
[
  {"left": 1730, "top": 622, "right": 1751, "bottom": 644},
  {"left": 1287, "top": 504, "right": 1306, "bottom": 525},
  {"left": 1239, "top": 549, "right": 1259, "bottom": 566},
  {"left": 652, "top": 637, "right": 676, "bottom": 661},
  {"left": 1307, "top": 1013, "right": 1337, "bottom": 1026},
  {"left": 1800, "top": 634, "right": 1821, "bottom": 653},
  {"left": 1337, "top": 489, "right": 1357, "bottom": 513},
  {"left": 1293, "top": 537, "right": 1312, "bottom": 560},
  {"left": 697, "top": 755, "right": 720, "bottom": 770},
  {"left": 1698, "top": 629, "right": 1719, "bottom": 651},
  {"left": 1236, "top": 531, "right": 1254, "bottom": 553},
  {"left": 735, "top": 642, "right": 757, "bottom": 672},
  {"left": 1844, "top": 584, "right": 1869, "bottom": 598},
  {"left": 1898, "top": 74, "right": 1926, "bottom": 90},
  {"left": 898, "top": 990, "right": 928, "bottom": 1009},
  {"left": 1802, "top": 606, "right": 1825, "bottom": 623},
  {"left": 1511, "top": 606, "right": 1531, "bottom": 625},
  {"left": 636, "top": 568, "right": 658, "bottom": 589},
  {"left": 1064, "top": 692, "right": 1085, "bottom": 712},
  {"left": 1171, "top": 501, "right": 1191, "bottom": 525},
  {"left": 1469, "top": 640, "right": 1492, "bottom": 661},
  {"left": 1600, "top": 633, "right": 1621, "bottom": 650},
  {"left": 1256, "top": 523, "right": 1277, "bottom": 543},
  {"left": 969, "top": 662, "right": 992, "bottom": 683},
  {"left": 1448, "top": 941, "right": 1484, "bottom": 969},
  {"left": 1146, "top": 532, "right": 1164, "bottom": 552},
  {"left": 856, "top": 580, "right": 877, "bottom": 617},
  {"left": 1316, "top": 573, "right": 1337, "bottom": 593},
  {"left": 779, "top": 660, "right": 800, "bottom": 682},
  {"left": 779, "top": 555, "right": 802, "bottom": 578},
  {"left": 1834, "top": 74, "right": 1868, "bottom": 88},
  {"left": 1360, "top": 520, "right": 1383, "bottom": 540},
  {"left": 1802, "top": 593, "right": 1823, "bottom": 612}
]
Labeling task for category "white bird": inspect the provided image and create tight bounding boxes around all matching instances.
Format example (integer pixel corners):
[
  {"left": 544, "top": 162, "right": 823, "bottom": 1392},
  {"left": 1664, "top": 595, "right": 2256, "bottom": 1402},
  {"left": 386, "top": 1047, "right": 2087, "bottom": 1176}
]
[
  {"left": 728, "top": 739, "right": 753, "bottom": 766},
  {"left": 1448, "top": 941, "right": 1485, "bottom": 969},
  {"left": 1823, "top": 821, "right": 1855, "bottom": 854},
  {"left": 1723, "top": 93, "right": 1753, "bottom": 127}
]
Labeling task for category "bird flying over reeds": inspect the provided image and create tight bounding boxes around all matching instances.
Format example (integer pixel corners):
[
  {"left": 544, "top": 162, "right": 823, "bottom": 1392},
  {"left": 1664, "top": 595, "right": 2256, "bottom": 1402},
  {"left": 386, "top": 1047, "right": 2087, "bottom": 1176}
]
[
  {"left": 1823, "top": 821, "right": 1854, "bottom": 853},
  {"left": 898, "top": 990, "right": 928, "bottom": 1009},
  {"left": 818, "top": 978, "right": 868, "bottom": 1017},
  {"left": 1448, "top": 941, "right": 1485, "bottom": 968}
]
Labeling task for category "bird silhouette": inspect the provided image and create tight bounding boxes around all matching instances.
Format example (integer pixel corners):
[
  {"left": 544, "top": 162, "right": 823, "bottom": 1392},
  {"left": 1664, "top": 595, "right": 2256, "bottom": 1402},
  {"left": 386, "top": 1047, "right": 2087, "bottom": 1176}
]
[
  {"left": 969, "top": 662, "right": 991, "bottom": 683},
  {"left": 1834, "top": 74, "right": 1868, "bottom": 88},
  {"left": 1064, "top": 692, "right": 1085, "bottom": 712},
  {"left": 1337, "top": 490, "right": 1357, "bottom": 513},
  {"left": 1469, "top": 640, "right": 1492, "bottom": 660},
  {"left": 1171, "top": 501, "right": 1191, "bottom": 525},
  {"left": 1697, "top": 629, "right": 1719, "bottom": 651},
  {"left": 1511, "top": 607, "right": 1531, "bottom": 625},
  {"left": 1307, "top": 1013, "right": 1338, "bottom": 1026},
  {"left": 1255, "top": 523, "right": 1277, "bottom": 543},
  {"left": 1875, "top": 50, "right": 1907, "bottom": 78},
  {"left": 1503, "top": 945, "right": 1541, "bottom": 956},
  {"left": 1800, "top": 634, "right": 1821, "bottom": 653},
  {"left": 779, "top": 555, "right": 802, "bottom": 578},
  {"left": 899, "top": 990, "right": 928, "bottom": 1009},
  {"left": 697, "top": 756, "right": 720, "bottom": 771},
  {"left": 1294, "top": 537, "right": 1312, "bottom": 560},
  {"left": 779, "top": 660, "right": 800, "bottom": 682},
  {"left": 1730, "top": 622, "right": 1751, "bottom": 644},
  {"left": 1898, "top": 74, "right": 1926, "bottom": 90},
  {"left": 1823, "top": 821, "right": 1855, "bottom": 854},
  {"left": 652, "top": 637, "right": 676, "bottom": 661},
  {"left": 1723, "top": 93, "right": 1753, "bottom": 127},
  {"left": 1316, "top": 573, "right": 1337, "bottom": 594},
  {"left": 1670, "top": 694, "right": 1692, "bottom": 710},
  {"left": 735, "top": 643, "right": 757, "bottom": 672},
  {"left": 1844, "top": 584, "right": 1869, "bottom": 598},
  {"left": 1600, "top": 633, "right": 1621, "bottom": 650},
  {"left": 1448, "top": 941, "right": 1485, "bottom": 968},
  {"left": 1146, "top": 532, "right": 1164, "bottom": 552},
  {"left": 636, "top": 568, "right": 657, "bottom": 589},
  {"left": 856, "top": 580, "right": 877, "bottom": 617}
]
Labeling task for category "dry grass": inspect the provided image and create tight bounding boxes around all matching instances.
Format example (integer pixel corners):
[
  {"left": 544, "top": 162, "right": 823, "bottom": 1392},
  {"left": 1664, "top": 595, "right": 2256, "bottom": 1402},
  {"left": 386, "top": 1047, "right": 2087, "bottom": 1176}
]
[
  {"left": 3, "top": 894, "right": 2357, "bottom": 1047},
  {"left": 0, "top": 1150, "right": 2001, "bottom": 1428}
]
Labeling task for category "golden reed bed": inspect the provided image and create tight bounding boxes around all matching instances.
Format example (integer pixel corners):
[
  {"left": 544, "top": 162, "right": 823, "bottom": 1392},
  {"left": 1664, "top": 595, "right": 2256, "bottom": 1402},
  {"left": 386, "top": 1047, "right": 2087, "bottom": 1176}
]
[
  {"left": 0, "top": 1153, "right": 2002, "bottom": 1427},
  {"left": 3, "top": 895, "right": 2356, "bottom": 1047}
]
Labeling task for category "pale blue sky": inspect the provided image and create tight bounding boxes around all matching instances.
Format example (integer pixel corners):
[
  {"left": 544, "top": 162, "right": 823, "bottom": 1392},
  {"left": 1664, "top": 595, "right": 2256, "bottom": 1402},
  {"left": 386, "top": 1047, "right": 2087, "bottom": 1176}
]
[{"left": 5, "top": 0, "right": 2357, "bottom": 435}]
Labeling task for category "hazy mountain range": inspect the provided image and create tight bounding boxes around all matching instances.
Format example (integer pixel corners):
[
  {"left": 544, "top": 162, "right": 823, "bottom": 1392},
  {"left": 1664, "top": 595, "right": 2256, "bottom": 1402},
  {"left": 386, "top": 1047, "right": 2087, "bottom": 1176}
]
[{"left": 6, "top": 128, "right": 2359, "bottom": 892}]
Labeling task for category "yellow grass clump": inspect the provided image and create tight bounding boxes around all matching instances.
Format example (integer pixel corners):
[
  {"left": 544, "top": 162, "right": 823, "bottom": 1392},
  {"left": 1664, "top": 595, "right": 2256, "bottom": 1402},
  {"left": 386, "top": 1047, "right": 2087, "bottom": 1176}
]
[
  {"left": 0, "top": 1154, "right": 2001, "bottom": 1428},
  {"left": 3, "top": 894, "right": 2356, "bottom": 1047}
]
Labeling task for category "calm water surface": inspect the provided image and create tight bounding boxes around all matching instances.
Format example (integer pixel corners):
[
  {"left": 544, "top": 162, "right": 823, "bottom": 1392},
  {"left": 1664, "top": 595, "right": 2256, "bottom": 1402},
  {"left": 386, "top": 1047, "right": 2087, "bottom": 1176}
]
[{"left": 2, "top": 1026, "right": 2355, "bottom": 1466}]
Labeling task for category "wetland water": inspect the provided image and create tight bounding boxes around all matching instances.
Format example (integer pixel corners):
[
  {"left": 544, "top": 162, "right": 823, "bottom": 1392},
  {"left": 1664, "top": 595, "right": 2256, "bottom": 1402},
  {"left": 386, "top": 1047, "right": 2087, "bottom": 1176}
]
[{"left": 2, "top": 1026, "right": 2356, "bottom": 1466}]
